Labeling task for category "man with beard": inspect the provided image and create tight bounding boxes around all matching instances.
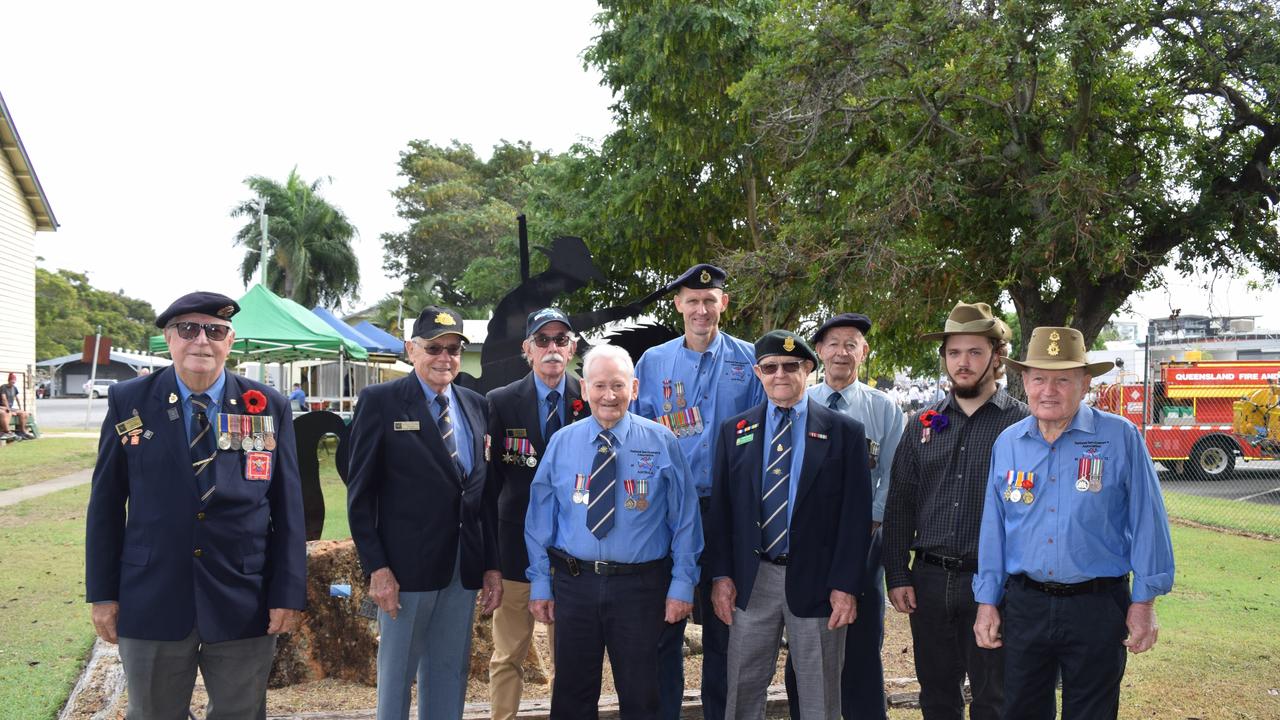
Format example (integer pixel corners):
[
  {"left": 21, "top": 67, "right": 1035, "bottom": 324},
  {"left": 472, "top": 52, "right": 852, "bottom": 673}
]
[
  {"left": 882, "top": 302, "right": 1029, "bottom": 720},
  {"left": 633, "top": 263, "right": 764, "bottom": 720},
  {"left": 486, "top": 308, "right": 588, "bottom": 719}
]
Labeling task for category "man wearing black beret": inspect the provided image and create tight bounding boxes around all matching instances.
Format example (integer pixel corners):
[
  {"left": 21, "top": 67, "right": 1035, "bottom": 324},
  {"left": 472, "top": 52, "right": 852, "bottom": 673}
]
[
  {"left": 706, "top": 330, "right": 872, "bottom": 719},
  {"left": 86, "top": 291, "right": 306, "bottom": 718}
]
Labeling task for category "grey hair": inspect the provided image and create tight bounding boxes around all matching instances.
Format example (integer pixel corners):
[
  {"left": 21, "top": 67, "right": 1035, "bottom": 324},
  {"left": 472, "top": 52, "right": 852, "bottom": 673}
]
[{"left": 581, "top": 344, "right": 634, "bottom": 380}]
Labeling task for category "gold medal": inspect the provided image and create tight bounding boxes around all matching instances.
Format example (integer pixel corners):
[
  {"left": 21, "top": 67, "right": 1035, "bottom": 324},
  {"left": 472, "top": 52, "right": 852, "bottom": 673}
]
[{"left": 1022, "top": 490, "right": 1034, "bottom": 504}]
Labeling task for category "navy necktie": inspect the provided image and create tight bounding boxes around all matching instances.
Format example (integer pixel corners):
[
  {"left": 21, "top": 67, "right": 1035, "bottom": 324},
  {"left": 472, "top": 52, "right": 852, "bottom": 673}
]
[
  {"left": 587, "top": 430, "right": 617, "bottom": 539},
  {"left": 827, "top": 392, "right": 842, "bottom": 410},
  {"left": 761, "top": 406, "right": 793, "bottom": 559},
  {"left": 435, "top": 395, "right": 464, "bottom": 478},
  {"left": 189, "top": 393, "right": 217, "bottom": 497},
  {"left": 545, "top": 389, "right": 563, "bottom": 440}
]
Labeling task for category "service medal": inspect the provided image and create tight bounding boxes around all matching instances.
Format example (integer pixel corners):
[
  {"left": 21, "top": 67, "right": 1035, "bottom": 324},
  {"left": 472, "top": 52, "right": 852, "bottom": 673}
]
[
  {"left": 1022, "top": 490, "right": 1034, "bottom": 504},
  {"left": 1009, "top": 488, "right": 1022, "bottom": 503},
  {"left": 625, "top": 498, "right": 637, "bottom": 510},
  {"left": 572, "top": 491, "right": 585, "bottom": 504},
  {"left": 264, "top": 417, "right": 277, "bottom": 450},
  {"left": 635, "top": 497, "right": 649, "bottom": 511},
  {"left": 662, "top": 379, "right": 673, "bottom": 413},
  {"left": 1076, "top": 478, "right": 1089, "bottom": 492},
  {"left": 526, "top": 455, "right": 537, "bottom": 468}
]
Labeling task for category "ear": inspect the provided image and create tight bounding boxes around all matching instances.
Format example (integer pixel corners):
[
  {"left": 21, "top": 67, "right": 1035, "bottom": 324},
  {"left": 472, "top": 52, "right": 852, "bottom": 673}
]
[{"left": 719, "top": 292, "right": 731, "bottom": 311}]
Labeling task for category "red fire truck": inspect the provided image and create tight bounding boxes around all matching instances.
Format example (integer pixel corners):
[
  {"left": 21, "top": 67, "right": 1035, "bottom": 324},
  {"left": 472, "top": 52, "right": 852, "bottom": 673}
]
[{"left": 1095, "top": 360, "right": 1280, "bottom": 479}]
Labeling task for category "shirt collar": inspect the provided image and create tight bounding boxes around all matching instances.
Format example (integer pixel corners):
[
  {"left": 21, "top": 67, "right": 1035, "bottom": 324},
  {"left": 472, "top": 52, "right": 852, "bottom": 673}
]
[
  {"left": 1017, "top": 402, "right": 1096, "bottom": 440},
  {"left": 533, "top": 373, "right": 567, "bottom": 403},
  {"left": 175, "top": 370, "right": 226, "bottom": 409},
  {"left": 682, "top": 329, "right": 725, "bottom": 357},
  {"left": 768, "top": 398, "right": 808, "bottom": 424},
  {"left": 586, "top": 411, "right": 633, "bottom": 444},
  {"left": 417, "top": 376, "right": 454, "bottom": 409}
]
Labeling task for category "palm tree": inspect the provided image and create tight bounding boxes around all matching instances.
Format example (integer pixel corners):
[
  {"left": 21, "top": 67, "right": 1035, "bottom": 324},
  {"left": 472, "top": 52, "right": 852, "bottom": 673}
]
[{"left": 232, "top": 168, "right": 360, "bottom": 308}]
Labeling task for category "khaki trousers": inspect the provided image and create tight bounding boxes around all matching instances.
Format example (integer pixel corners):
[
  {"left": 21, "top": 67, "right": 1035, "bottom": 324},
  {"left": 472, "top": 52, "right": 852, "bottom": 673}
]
[{"left": 489, "top": 579, "right": 555, "bottom": 720}]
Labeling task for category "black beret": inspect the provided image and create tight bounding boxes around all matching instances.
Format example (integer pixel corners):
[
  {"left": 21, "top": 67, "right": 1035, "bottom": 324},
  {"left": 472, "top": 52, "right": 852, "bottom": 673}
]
[
  {"left": 526, "top": 307, "right": 575, "bottom": 337},
  {"left": 666, "top": 263, "right": 727, "bottom": 293},
  {"left": 754, "top": 329, "right": 819, "bottom": 366},
  {"left": 411, "top": 305, "right": 470, "bottom": 342},
  {"left": 811, "top": 313, "right": 872, "bottom": 345},
  {"left": 155, "top": 291, "right": 239, "bottom": 328}
]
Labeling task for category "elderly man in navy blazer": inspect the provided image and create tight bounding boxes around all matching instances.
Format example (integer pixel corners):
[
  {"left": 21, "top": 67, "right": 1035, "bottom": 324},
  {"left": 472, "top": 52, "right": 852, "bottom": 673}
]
[
  {"left": 707, "top": 330, "right": 872, "bottom": 720},
  {"left": 86, "top": 291, "right": 306, "bottom": 719},
  {"left": 347, "top": 305, "right": 502, "bottom": 720}
]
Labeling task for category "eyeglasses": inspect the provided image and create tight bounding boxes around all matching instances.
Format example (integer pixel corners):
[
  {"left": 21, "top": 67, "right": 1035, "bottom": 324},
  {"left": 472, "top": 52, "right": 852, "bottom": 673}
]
[
  {"left": 758, "top": 360, "right": 803, "bottom": 375},
  {"left": 416, "top": 342, "right": 464, "bottom": 356},
  {"left": 532, "top": 334, "right": 573, "bottom": 348},
  {"left": 168, "top": 322, "right": 232, "bottom": 341}
]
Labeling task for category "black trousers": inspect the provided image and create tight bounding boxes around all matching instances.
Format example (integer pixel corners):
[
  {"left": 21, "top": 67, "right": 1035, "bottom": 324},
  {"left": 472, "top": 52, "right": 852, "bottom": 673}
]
[
  {"left": 551, "top": 560, "right": 671, "bottom": 720},
  {"left": 908, "top": 561, "right": 1004, "bottom": 720},
  {"left": 1002, "top": 577, "right": 1130, "bottom": 720}
]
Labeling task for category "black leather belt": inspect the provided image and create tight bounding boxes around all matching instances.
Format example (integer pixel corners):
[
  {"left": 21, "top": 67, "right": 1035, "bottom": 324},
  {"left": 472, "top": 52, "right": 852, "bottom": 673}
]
[
  {"left": 548, "top": 548, "right": 669, "bottom": 577},
  {"left": 916, "top": 551, "right": 978, "bottom": 573},
  {"left": 1012, "top": 574, "right": 1126, "bottom": 597}
]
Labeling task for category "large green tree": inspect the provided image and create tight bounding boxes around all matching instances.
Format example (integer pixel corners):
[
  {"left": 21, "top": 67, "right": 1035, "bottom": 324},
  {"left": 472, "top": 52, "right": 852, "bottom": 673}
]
[
  {"left": 381, "top": 140, "right": 550, "bottom": 314},
  {"left": 232, "top": 168, "right": 360, "bottom": 308},
  {"left": 35, "top": 268, "right": 156, "bottom": 358}
]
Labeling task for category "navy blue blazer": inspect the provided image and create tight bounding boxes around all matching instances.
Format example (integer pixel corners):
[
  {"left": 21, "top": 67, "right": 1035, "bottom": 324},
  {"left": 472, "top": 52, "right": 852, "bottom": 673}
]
[
  {"left": 85, "top": 367, "right": 307, "bottom": 643},
  {"left": 485, "top": 372, "right": 588, "bottom": 580},
  {"left": 706, "top": 398, "right": 871, "bottom": 617},
  {"left": 346, "top": 374, "right": 498, "bottom": 591}
]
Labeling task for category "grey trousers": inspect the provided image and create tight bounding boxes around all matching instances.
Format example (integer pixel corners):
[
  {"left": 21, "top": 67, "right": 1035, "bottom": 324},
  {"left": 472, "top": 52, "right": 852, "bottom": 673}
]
[
  {"left": 118, "top": 629, "right": 277, "bottom": 720},
  {"left": 724, "top": 561, "right": 846, "bottom": 720}
]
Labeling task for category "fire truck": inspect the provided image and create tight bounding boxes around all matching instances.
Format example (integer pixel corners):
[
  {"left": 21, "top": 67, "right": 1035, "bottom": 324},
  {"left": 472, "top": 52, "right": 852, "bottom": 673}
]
[{"left": 1095, "top": 359, "right": 1280, "bottom": 479}]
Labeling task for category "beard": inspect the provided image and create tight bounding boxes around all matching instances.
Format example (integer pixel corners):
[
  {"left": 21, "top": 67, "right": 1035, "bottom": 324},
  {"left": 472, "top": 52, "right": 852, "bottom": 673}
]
[{"left": 949, "top": 356, "right": 994, "bottom": 398}]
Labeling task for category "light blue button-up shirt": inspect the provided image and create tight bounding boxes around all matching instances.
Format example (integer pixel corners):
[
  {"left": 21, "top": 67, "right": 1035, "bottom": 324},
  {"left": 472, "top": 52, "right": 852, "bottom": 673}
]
[
  {"left": 175, "top": 371, "right": 227, "bottom": 444},
  {"left": 634, "top": 331, "right": 764, "bottom": 496},
  {"left": 762, "top": 400, "right": 808, "bottom": 530},
  {"left": 533, "top": 373, "right": 567, "bottom": 439},
  {"left": 417, "top": 378, "right": 474, "bottom": 477},
  {"left": 973, "top": 405, "right": 1175, "bottom": 604},
  {"left": 808, "top": 380, "right": 906, "bottom": 522},
  {"left": 525, "top": 412, "right": 703, "bottom": 602}
]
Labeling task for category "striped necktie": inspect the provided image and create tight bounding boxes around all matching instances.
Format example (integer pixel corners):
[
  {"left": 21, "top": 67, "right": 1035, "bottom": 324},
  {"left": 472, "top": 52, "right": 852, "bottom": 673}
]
[
  {"left": 827, "top": 392, "right": 842, "bottom": 410},
  {"left": 761, "top": 406, "right": 793, "bottom": 560},
  {"left": 189, "top": 393, "right": 217, "bottom": 497},
  {"left": 435, "top": 394, "right": 464, "bottom": 478},
  {"left": 545, "top": 389, "right": 563, "bottom": 440},
  {"left": 587, "top": 430, "right": 617, "bottom": 539}
]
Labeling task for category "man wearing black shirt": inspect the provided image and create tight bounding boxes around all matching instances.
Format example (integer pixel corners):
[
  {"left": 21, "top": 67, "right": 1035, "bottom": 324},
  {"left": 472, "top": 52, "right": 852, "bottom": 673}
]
[{"left": 882, "top": 303, "right": 1029, "bottom": 720}]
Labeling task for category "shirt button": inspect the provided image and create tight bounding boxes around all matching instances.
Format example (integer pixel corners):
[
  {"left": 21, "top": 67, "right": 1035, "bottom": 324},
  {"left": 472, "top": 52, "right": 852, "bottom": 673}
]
[
  {"left": 1048, "top": 570, "right": 1054, "bottom": 576},
  {"left": 1047, "top": 538, "right": 1054, "bottom": 544},
  {"left": 1049, "top": 507, "right": 1055, "bottom": 512},
  {"left": 960, "top": 446, "right": 965, "bottom": 451},
  {"left": 953, "top": 502, "right": 959, "bottom": 507},
  {"left": 196, "top": 512, "right": 206, "bottom": 520},
  {"left": 1050, "top": 476, "right": 1056, "bottom": 482},
  {"left": 193, "top": 549, "right": 203, "bottom": 558}
]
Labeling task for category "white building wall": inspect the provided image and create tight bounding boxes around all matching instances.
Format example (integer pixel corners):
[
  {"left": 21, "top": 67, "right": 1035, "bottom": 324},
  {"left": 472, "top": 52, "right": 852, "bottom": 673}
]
[{"left": 0, "top": 148, "right": 37, "bottom": 410}]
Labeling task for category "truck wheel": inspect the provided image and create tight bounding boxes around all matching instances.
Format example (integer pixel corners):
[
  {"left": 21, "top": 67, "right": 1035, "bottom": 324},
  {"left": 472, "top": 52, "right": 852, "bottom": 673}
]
[{"left": 1190, "top": 440, "right": 1236, "bottom": 480}]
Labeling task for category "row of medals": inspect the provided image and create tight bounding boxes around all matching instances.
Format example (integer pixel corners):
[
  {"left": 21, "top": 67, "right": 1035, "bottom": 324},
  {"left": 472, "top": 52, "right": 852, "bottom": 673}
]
[
  {"left": 662, "top": 380, "right": 703, "bottom": 438},
  {"left": 216, "top": 414, "right": 277, "bottom": 452},
  {"left": 571, "top": 474, "right": 650, "bottom": 511}
]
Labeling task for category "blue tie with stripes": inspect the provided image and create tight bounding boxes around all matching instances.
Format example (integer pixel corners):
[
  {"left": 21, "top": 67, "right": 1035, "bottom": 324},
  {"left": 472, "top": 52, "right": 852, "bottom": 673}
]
[
  {"left": 587, "top": 430, "right": 617, "bottom": 539},
  {"left": 761, "top": 406, "right": 793, "bottom": 560}
]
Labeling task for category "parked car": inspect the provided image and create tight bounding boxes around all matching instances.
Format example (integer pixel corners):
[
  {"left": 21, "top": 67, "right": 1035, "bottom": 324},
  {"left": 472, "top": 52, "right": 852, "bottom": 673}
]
[{"left": 83, "top": 378, "right": 118, "bottom": 398}]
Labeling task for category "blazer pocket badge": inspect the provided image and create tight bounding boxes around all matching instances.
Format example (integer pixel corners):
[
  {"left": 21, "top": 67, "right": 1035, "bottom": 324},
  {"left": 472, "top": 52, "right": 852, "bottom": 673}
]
[
  {"left": 245, "top": 451, "right": 272, "bottom": 481},
  {"left": 394, "top": 421, "right": 420, "bottom": 431}
]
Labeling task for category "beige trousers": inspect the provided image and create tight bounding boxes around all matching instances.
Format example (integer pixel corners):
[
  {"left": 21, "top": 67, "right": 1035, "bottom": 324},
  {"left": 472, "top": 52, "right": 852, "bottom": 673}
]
[{"left": 488, "top": 579, "right": 555, "bottom": 720}]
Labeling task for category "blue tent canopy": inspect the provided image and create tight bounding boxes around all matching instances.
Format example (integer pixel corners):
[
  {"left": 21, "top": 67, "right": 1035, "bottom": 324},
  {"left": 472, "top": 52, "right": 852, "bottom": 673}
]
[
  {"left": 354, "top": 321, "right": 404, "bottom": 352},
  {"left": 311, "top": 307, "right": 399, "bottom": 356}
]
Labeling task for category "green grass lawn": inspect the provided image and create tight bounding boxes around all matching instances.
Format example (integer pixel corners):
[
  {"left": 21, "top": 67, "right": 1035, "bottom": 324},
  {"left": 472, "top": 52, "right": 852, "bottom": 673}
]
[
  {"left": 0, "top": 437, "right": 99, "bottom": 491},
  {"left": 1162, "top": 489, "right": 1280, "bottom": 538}
]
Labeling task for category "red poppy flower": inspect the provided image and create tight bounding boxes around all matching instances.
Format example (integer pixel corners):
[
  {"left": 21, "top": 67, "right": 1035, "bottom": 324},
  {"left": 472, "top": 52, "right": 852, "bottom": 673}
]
[
  {"left": 737, "top": 419, "right": 748, "bottom": 430},
  {"left": 919, "top": 410, "right": 939, "bottom": 427},
  {"left": 242, "top": 389, "right": 268, "bottom": 415},
  {"left": 571, "top": 399, "right": 585, "bottom": 414}
]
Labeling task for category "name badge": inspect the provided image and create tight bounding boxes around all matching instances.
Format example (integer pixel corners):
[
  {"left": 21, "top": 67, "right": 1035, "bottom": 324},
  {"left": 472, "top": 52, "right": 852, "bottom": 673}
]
[{"left": 394, "top": 421, "right": 421, "bottom": 431}]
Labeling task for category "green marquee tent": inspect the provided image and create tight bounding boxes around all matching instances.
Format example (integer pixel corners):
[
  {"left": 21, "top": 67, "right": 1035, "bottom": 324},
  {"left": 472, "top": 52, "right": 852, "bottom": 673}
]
[{"left": 149, "top": 284, "right": 368, "bottom": 362}]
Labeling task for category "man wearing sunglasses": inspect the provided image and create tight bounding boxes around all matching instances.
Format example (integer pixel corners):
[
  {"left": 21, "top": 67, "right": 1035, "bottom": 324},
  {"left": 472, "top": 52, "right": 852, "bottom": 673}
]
[
  {"left": 633, "top": 263, "right": 764, "bottom": 720},
  {"left": 347, "top": 305, "right": 502, "bottom": 720},
  {"left": 706, "top": 330, "right": 871, "bottom": 719},
  {"left": 86, "top": 291, "right": 306, "bottom": 719},
  {"left": 484, "top": 308, "right": 589, "bottom": 720}
]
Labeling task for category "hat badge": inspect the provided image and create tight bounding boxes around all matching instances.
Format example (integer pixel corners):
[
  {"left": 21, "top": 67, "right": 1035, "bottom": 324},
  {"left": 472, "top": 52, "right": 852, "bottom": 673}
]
[
  {"left": 1049, "top": 330, "right": 1061, "bottom": 341},
  {"left": 699, "top": 269, "right": 711, "bottom": 283},
  {"left": 217, "top": 305, "right": 235, "bottom": 318},
  {"left": 783, "top": 336, "right": 796, "bottom": 352},
  {"left": 435, "top": 312, "right": 456, "bottom": 326},
  {"left": 1047, "top": 342, "right": 1060, "bottom": 356}
]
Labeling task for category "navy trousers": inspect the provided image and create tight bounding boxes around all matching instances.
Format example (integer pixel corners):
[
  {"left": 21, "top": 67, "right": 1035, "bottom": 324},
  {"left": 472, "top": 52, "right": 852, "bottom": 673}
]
[
  {"left": 551, "top": 560, "right": 671, "bottom": 720},
  {"left": 1001, "top": 577, "right": 1130, "bottom": 720}
]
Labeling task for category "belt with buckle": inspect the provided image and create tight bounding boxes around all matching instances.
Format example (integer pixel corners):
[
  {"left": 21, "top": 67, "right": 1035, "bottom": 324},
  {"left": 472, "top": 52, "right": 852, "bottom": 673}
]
[
  {"left": 548, "top": 548, "right": 669, "bottom": 577},
  {"left": 1012, "top": 574, "right": 1126, "bottom": 597},
  {"left": 916, "top": 551, "right": 978, "bottom": 573}
]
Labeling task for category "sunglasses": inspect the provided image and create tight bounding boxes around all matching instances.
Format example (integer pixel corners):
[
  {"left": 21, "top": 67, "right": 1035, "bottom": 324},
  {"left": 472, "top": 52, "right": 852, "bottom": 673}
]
[
  {"left": 532, "top": 334, "right": 573, "bottom": 348},
  {"left": 758, "top": 360, "right": 803, "bottom": 375},
  {"left": 417, "top": 342, "right": 464, "bottom": 356},
  {"left": 168, "top": 322, "right": 232, "bottom": 342}
]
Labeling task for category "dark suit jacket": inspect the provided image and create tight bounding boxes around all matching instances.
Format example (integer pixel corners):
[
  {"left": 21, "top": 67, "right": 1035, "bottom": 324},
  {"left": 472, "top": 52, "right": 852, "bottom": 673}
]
[
  {"left": 85, "top": 367, "right": 306, "bottom": 643},
  {"left": 706, "top": 398, "right": 871, "bottom": 617},
  {"left": 486, "top": 372, "right": 588, "bottom": 580},
  {"left": 346, "top": 373, "right": 498, "bottom": 591}
]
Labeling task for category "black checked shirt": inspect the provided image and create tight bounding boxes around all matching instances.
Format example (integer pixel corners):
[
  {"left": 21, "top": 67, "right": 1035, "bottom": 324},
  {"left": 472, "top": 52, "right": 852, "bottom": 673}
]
[{"left": 883, "top": 387, "right": 1029, "bottom": 589}]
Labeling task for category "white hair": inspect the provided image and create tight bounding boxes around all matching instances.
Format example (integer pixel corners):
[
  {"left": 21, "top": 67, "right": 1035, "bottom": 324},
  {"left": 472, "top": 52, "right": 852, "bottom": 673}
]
[{"left": 581, "top": 344, "right": 634, "bottom": 380}]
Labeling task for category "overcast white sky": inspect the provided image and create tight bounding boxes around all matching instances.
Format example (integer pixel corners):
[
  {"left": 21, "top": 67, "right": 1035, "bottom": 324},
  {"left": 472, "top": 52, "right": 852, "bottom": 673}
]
[{"left": 5, "top": 0, "right": 1275, "bottom": 330}]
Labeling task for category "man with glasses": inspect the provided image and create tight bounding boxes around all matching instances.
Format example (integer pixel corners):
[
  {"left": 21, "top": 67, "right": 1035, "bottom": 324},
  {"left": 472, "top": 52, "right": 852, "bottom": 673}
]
[
  {"left": 485, "top": 308, "right": 589, "bottom": 719},
  {"left": 633, "top": 263, "right": 764, "bottom": 720},
  {"left": 86, "top": 291, "right": 306, "bottom": 718},
  {"left": 347, "top": 305, "right": 503, "bottom": 720},
  {"left": 707, "top": 330, "right": 871, "bottom": 719}
]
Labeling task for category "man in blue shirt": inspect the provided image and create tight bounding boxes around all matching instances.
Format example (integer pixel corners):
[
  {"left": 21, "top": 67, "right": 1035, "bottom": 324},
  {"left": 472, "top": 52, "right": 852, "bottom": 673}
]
[
  {"left": 633, "top": 263, "right": 764, "bottom": 720},
  {"left": 785, "top": 312, "right": 905, "bottom": 719},
  {"left": 707, "top": 330, "right": 871, "bottom": 720},
  {"left": 526, "top": 343, "right": 703, "bottom": 719},
  {"left": 974, "top": 326, "right": 1175, "bottom": 720},
  {"left": 288, "top": 383, "right": 307, "bottom": 411}
]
